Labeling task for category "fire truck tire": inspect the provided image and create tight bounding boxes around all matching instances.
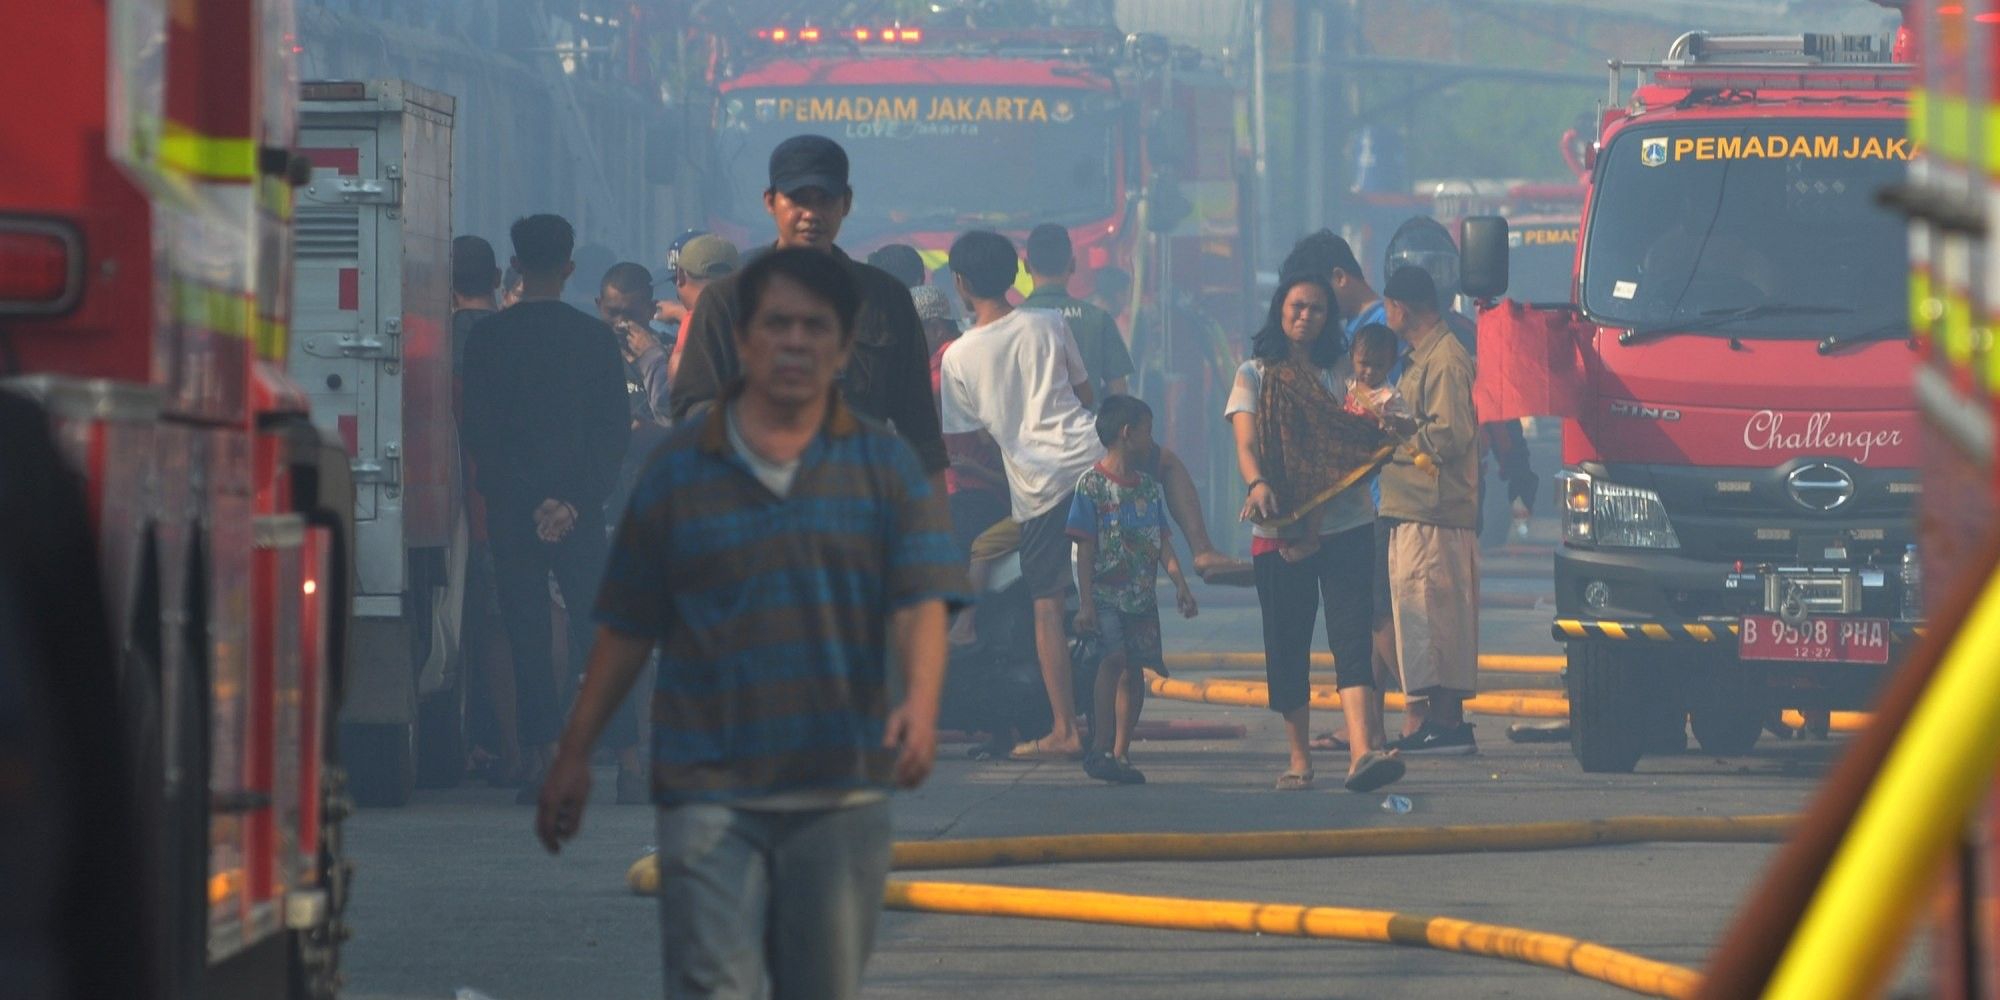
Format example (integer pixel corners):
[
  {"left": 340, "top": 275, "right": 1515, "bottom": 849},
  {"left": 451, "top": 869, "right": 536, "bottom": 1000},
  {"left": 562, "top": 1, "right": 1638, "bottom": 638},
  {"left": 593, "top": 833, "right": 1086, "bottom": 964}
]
[
  {"left": 1687, "top": 657, "right": 1763, "bottom": 756},
  {"left": 1690, "top": 705, "right": 1762, "bottom": 755},
  {"left": 341, "top": 721, "right": 415, "bottom": 807},
  {"left": 1638, "top": 666, "right": 1689, "bottom": 755},
  {"left": 1690, "top": 698, "right": 1763, "bottom": 756},
  {"left": 1566, "top": 644, "right": 1643, "bottom": 773}
]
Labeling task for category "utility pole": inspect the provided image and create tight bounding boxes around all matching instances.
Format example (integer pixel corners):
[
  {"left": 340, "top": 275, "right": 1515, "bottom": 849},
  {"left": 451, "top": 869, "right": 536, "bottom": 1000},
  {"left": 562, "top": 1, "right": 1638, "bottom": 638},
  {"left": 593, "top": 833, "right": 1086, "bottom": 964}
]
[
  {"left": 1251, "top": 0, "right": 1272, "bottom": 266},
  {"left": 1301, "top": 0, "right": 1328, "bottom": 229}
]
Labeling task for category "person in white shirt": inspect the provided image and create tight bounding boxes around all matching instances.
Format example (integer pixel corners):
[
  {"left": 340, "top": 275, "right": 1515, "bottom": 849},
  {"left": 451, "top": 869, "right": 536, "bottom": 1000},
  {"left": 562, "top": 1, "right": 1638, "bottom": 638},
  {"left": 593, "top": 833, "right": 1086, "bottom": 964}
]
[{"left": 938, "top": 230, "right": 1102, "bottom": 761}]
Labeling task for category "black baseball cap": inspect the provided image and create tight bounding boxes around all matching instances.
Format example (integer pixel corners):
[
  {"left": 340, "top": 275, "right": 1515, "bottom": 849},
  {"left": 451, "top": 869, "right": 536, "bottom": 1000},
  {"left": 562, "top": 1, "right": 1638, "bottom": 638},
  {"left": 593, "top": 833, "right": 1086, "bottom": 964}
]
[
  {"left": 768, "top": 135, "right": 851, "bottom": 198},
  {"left": 1383, "top": 265, "right": 1439, "bottom": 310}
]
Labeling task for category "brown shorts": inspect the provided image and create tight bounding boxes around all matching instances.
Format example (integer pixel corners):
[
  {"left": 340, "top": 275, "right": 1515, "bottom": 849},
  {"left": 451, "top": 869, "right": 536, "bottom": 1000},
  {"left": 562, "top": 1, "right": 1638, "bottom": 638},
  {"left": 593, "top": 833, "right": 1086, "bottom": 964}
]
[{"left": 1097, "top": 607, "right": 1164, "bottom": 669}]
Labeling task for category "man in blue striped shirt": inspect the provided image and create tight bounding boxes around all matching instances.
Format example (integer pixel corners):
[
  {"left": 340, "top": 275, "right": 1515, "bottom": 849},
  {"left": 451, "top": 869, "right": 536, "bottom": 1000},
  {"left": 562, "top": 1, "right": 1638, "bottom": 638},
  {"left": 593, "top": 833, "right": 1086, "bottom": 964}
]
[{"left": 535, "top": 247, "right": 966, "bottom": 999}]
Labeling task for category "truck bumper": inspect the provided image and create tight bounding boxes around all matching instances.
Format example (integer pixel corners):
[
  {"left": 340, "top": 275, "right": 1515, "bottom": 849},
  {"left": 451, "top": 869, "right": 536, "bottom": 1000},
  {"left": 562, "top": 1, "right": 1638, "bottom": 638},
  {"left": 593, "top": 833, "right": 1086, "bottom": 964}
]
[
  {"left": 1551, "top": 616, "right": 1929, "bottom": 646},
  {"left": 1551, "top": 544, "right": 1925, "bottom": 649}
]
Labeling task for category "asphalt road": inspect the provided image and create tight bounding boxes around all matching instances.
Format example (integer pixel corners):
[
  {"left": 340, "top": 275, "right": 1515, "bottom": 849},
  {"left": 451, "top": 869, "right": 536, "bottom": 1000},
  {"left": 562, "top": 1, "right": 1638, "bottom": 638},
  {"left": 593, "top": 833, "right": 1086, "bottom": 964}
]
[
  {"left": 340, "top": 657, "right": 1888, "bottom": 1000},
  {"left": 339, "top": 431, "right": 1930, "bottom": 999}
]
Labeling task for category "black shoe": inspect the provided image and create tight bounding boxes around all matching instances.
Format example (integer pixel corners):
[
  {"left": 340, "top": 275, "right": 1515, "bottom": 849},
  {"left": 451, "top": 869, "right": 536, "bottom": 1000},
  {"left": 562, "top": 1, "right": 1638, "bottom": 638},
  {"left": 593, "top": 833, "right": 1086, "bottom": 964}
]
[
  {"left": 1113, "top": 756, "right": 1147, "bottom": 785},
  {"left": 1084, "top": 751, "right": 1140, "bottom": 784},
  {"left": 1393, "top": 722, "right": 1478, "bottom": 757}
]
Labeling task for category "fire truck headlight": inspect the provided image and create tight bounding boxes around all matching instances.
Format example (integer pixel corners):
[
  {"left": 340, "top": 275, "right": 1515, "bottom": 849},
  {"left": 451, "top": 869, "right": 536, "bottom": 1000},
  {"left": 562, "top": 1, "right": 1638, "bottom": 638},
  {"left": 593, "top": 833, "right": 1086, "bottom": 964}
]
[{"left": 1590, "top": 480, "right": 1682, "bottom": 550}]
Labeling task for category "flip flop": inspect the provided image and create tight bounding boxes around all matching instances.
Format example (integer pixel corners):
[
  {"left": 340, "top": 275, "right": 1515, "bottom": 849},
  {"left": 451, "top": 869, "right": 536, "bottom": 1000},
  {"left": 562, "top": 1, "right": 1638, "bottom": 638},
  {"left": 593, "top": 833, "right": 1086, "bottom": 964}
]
[
  {"left": 1274, "top": 769, "right": 1315, "bottom": 791},
  {"left": 1009, "top": 740, "right": 1083, "bottom": 762},
  {"left": 1344, "top": 751, "right": 1406, "bottom": 793},
  {"left": 1309, "top": 731, "right": 1349, "bottom": 752}
]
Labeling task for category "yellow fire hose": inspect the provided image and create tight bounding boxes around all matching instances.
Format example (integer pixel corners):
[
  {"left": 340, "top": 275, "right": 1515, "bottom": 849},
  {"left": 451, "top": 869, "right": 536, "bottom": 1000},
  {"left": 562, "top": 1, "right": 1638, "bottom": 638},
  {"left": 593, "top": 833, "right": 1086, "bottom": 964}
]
[
  {"left": 1763, "top": 568, "right": 2000, "bottom": 997},
  {"left": 626, "top": 814, "right": 1793, "bottom": 893},
  {"left": 1162, "top": 651, "right": 1565, "bottom": 674},
  {"left": 884, "top": 880, "right": 1701, "bottom": 999},
  {"left": 1146, "top": 672, "right": 1570, "bottom": 719},
  {"left": 1145, "top": 671, "right": 1871, "bottom": 732},
  {"left": 627, "top": 817, "right": 1788, "bottom": 995},
  {"left": 888, "top": 814, "right": 1792, "bottom": 871}
]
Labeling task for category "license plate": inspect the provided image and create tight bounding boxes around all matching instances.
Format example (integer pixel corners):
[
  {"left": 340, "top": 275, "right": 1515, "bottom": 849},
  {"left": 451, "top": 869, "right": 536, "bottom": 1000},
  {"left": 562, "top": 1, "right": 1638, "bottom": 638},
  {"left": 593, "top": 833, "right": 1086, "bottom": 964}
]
[{"left": 1739, "top": 615, "right": 1892, "bottom": 664}]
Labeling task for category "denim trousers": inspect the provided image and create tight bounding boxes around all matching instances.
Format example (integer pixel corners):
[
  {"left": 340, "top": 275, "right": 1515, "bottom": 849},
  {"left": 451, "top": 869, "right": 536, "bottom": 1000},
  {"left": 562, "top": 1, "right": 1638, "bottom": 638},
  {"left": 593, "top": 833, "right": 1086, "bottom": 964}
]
[{"left": 654, "top": 799, "right": 893, "bottom": 1000}]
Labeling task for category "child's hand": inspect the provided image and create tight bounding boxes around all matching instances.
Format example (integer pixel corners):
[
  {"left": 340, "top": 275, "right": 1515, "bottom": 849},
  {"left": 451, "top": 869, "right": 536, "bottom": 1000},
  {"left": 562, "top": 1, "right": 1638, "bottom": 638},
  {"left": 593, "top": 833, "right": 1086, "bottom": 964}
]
[
  {"left": 1073, "top": 605, "right": 1099, "bottom": 636},
  {"left": 1176, "top": 584, "right": 1198, "bottom": 619}
]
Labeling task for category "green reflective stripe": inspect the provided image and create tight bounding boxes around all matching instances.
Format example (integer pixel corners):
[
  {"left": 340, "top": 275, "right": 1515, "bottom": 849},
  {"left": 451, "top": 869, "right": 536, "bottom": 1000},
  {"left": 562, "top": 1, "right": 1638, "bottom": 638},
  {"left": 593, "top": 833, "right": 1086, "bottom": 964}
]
[
  {"left": 173, "top": 280, "right": 252, "bottom": 339},
  {"left": 160, "top": 122, "right": 256, "bottom": 181},
  {"left": 1929, "top": 92, "right": 1971, "bottom": 166},
  {"left": 254, "top": 314, "right": 288, "bottom": 360}
]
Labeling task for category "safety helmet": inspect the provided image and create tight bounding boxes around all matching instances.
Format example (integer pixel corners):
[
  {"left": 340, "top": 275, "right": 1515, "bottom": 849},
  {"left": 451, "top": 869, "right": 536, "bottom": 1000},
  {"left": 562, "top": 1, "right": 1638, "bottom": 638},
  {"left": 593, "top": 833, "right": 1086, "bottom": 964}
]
[{"left": 1383, "top": 216, "right": 1461, "bottom": 299}]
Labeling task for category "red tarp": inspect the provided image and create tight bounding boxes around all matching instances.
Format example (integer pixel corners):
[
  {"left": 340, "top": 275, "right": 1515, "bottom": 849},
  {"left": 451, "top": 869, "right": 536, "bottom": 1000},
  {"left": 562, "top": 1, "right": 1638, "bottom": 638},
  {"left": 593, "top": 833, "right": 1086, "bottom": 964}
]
[{"left": 1474, "top": 300, "right": 1588, "bottom": 422}]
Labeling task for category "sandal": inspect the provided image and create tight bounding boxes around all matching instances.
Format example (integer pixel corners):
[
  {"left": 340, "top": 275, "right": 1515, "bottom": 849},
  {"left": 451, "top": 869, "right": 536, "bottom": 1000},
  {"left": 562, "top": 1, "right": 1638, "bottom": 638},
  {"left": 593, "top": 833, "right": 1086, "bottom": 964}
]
[
  {"left": 1274, "top": 769, "right": 1315, "bottom": 791},
  {"left": 1009, "top": 739, "right": 1084, "bottom": 762},
  {"left": 1309, "top": 731, "right": 1349, "bottom": 752},
  {"left": 1343, "top": 751, "right": 1406, "bottom": 793}
]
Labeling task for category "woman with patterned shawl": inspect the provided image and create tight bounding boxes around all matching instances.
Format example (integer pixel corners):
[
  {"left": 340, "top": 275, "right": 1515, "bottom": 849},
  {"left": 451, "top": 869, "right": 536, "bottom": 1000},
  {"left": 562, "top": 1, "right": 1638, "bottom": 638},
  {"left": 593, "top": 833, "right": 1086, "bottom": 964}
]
[{"left": 1225, "top": 273, "right": 1403, "bottom": 794}]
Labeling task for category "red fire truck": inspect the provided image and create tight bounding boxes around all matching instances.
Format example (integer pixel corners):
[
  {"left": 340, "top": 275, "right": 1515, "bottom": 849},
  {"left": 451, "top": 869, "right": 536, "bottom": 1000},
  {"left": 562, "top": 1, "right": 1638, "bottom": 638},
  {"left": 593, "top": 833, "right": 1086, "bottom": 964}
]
[
  {"left": 6, "top": 1, "right": 348, "bottom": 995},
  {"left": 1463, "top": 30, "right": 1924, "bottom": 772},
  {"left": 695, "top": 17, "right": 1251, "bottom": 524},
  {"left": 1901, "top": 0, "right": 2000, "bottom": 990}
]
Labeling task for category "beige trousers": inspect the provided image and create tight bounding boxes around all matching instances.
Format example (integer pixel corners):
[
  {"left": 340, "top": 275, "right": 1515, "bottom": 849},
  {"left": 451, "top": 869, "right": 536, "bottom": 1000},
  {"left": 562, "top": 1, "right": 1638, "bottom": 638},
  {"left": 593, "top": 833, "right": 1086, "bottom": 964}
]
[{"left": 1388, "top": 522, "right": 1480, "bottom": 696}]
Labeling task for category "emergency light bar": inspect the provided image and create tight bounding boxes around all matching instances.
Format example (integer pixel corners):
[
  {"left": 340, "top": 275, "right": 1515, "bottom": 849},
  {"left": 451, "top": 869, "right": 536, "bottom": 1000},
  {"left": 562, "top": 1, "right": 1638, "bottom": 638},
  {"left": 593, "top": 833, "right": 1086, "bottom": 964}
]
[
  {"left": 1608, "top": 32, "right": 1909, "bottom": 109},
  {"left": 746, "top": 24, "right": 1128, "bottom": 61},
  {"left": 1669, "top": 32, "right": 1893, "bottom": 65},
  {"left": 756, "top": 25, "right": 923, "bottom": 45}
]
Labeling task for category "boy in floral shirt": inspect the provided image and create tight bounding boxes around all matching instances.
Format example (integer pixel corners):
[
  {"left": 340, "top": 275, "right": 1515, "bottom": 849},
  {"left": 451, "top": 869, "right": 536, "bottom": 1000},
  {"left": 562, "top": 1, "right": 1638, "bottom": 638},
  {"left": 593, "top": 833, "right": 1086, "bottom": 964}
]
[{"left": 1068, "top": 396, "right": 1199, "bottom": 784}]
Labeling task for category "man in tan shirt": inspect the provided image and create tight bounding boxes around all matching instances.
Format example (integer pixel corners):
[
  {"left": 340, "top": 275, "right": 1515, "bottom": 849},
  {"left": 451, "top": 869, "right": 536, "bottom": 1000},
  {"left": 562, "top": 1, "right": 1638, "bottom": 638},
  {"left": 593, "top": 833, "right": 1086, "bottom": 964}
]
[{"left": 1377, "top": 266, "right": 1481, "bottom": 756}]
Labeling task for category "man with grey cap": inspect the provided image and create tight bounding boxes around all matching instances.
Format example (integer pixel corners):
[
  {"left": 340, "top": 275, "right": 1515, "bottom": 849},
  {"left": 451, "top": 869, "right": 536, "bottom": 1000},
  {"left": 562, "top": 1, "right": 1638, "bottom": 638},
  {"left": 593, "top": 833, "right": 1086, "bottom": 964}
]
[
  {"left": 669, "top": 134, "right": 948, "bottom": 481},
  {"left": 664, "top": 234, "right": 738, "bottom": 384}
]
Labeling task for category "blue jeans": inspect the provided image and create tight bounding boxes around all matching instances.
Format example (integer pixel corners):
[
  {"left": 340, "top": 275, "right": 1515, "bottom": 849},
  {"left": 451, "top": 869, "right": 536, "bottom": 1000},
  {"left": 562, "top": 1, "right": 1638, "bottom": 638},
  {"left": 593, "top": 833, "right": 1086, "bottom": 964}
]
[{"left": 654, "top": 800, "right": 893, "bottom": 1000}]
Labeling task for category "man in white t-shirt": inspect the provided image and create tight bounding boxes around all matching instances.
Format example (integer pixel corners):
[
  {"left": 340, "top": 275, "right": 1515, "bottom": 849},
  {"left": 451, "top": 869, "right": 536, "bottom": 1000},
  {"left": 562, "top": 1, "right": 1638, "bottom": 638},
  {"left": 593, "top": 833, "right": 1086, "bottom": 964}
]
[{"left": 938, "top": 230, "right": 1102, "bottom": 761}]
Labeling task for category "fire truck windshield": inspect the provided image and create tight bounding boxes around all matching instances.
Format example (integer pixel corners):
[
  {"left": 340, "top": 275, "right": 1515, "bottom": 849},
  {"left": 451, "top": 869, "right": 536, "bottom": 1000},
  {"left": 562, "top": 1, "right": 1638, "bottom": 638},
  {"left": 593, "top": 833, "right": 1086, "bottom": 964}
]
[
  {"left": 1508, "top": 223, "right": 1577, "bottom": 303},
  {"left": 1581, "top": 119, "right": 1910, "bottom": 339},
  {"left": 711, "top": 86, "right": 1118, "bottom": 238}
]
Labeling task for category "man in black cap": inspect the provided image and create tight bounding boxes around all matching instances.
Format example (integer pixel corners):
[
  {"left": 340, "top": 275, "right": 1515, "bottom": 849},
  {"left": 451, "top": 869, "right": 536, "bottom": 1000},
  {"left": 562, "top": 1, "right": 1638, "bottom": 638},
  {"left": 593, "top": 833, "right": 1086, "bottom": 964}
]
[{"left": 669, "top": 134, "right": 948, "bottom": 480}]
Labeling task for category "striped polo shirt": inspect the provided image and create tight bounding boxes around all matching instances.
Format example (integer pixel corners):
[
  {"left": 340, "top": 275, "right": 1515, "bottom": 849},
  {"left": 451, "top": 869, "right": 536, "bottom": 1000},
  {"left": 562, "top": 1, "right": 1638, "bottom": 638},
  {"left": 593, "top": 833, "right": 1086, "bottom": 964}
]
[{"left": 594, "top": 386, "right": 968, "bottom": 806}]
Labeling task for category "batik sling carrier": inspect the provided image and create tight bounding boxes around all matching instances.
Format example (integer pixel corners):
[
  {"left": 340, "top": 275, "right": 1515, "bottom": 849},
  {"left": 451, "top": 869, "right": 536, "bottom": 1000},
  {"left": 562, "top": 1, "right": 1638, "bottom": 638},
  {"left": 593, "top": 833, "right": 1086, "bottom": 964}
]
[{"left": 1253, "top": 360, "right": 1395, "bottom": 531}]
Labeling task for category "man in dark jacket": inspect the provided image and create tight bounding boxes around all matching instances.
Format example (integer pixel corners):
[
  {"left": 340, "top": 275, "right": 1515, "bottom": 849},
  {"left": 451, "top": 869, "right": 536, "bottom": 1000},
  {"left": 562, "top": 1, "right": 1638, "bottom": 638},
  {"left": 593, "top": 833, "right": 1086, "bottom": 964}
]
[
  {"left": 462, "top": 213, "right": 641, "bottom": 803},
  {"left": 669, "top": 135, "right": 949, "bottom": 481}
]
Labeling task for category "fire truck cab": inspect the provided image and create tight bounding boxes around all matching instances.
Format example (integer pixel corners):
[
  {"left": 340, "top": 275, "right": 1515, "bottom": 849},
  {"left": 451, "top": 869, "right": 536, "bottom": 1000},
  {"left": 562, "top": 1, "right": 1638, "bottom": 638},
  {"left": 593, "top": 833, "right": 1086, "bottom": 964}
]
[{"left": 1464, "top": 32, "right": 1924, "bottom": 772}]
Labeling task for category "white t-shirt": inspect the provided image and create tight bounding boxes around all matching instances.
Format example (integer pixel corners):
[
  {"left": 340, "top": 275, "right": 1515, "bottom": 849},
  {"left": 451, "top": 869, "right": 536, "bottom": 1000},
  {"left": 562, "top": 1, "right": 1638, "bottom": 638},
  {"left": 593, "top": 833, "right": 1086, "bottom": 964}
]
[
  {"left": 939, "top": 308, "right": 1105, "bottom": 521},
  {"left": 726, "top": 403, "right": 800, "bottom": 497},
  {"left": 1224, "top": 358, "right": 1376, "bottom": 539}
]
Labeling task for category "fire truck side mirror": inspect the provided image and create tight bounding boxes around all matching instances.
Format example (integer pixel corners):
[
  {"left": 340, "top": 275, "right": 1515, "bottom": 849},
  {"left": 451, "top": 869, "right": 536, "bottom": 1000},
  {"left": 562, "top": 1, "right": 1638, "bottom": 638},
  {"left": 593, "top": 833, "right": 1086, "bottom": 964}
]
[{"left": 1460, "top": 216, "right": 1510, "bottom": 300}]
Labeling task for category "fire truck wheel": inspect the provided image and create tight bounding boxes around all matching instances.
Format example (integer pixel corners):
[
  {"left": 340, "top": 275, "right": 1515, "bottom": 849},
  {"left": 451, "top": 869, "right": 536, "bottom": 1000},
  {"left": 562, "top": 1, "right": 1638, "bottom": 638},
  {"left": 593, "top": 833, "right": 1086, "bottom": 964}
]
[
  {"left": 1690, "top": 699, "right": 1763, "bottom": 756},
  {"left": 341, "top": 721, "right": 415, "bottom": 807},
  {"left": 1566, "top": 643, "right": 1643, "bottom": 773},
  {"left": 1688, "top": 658, "right": 1763, "bottom": 756}
]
